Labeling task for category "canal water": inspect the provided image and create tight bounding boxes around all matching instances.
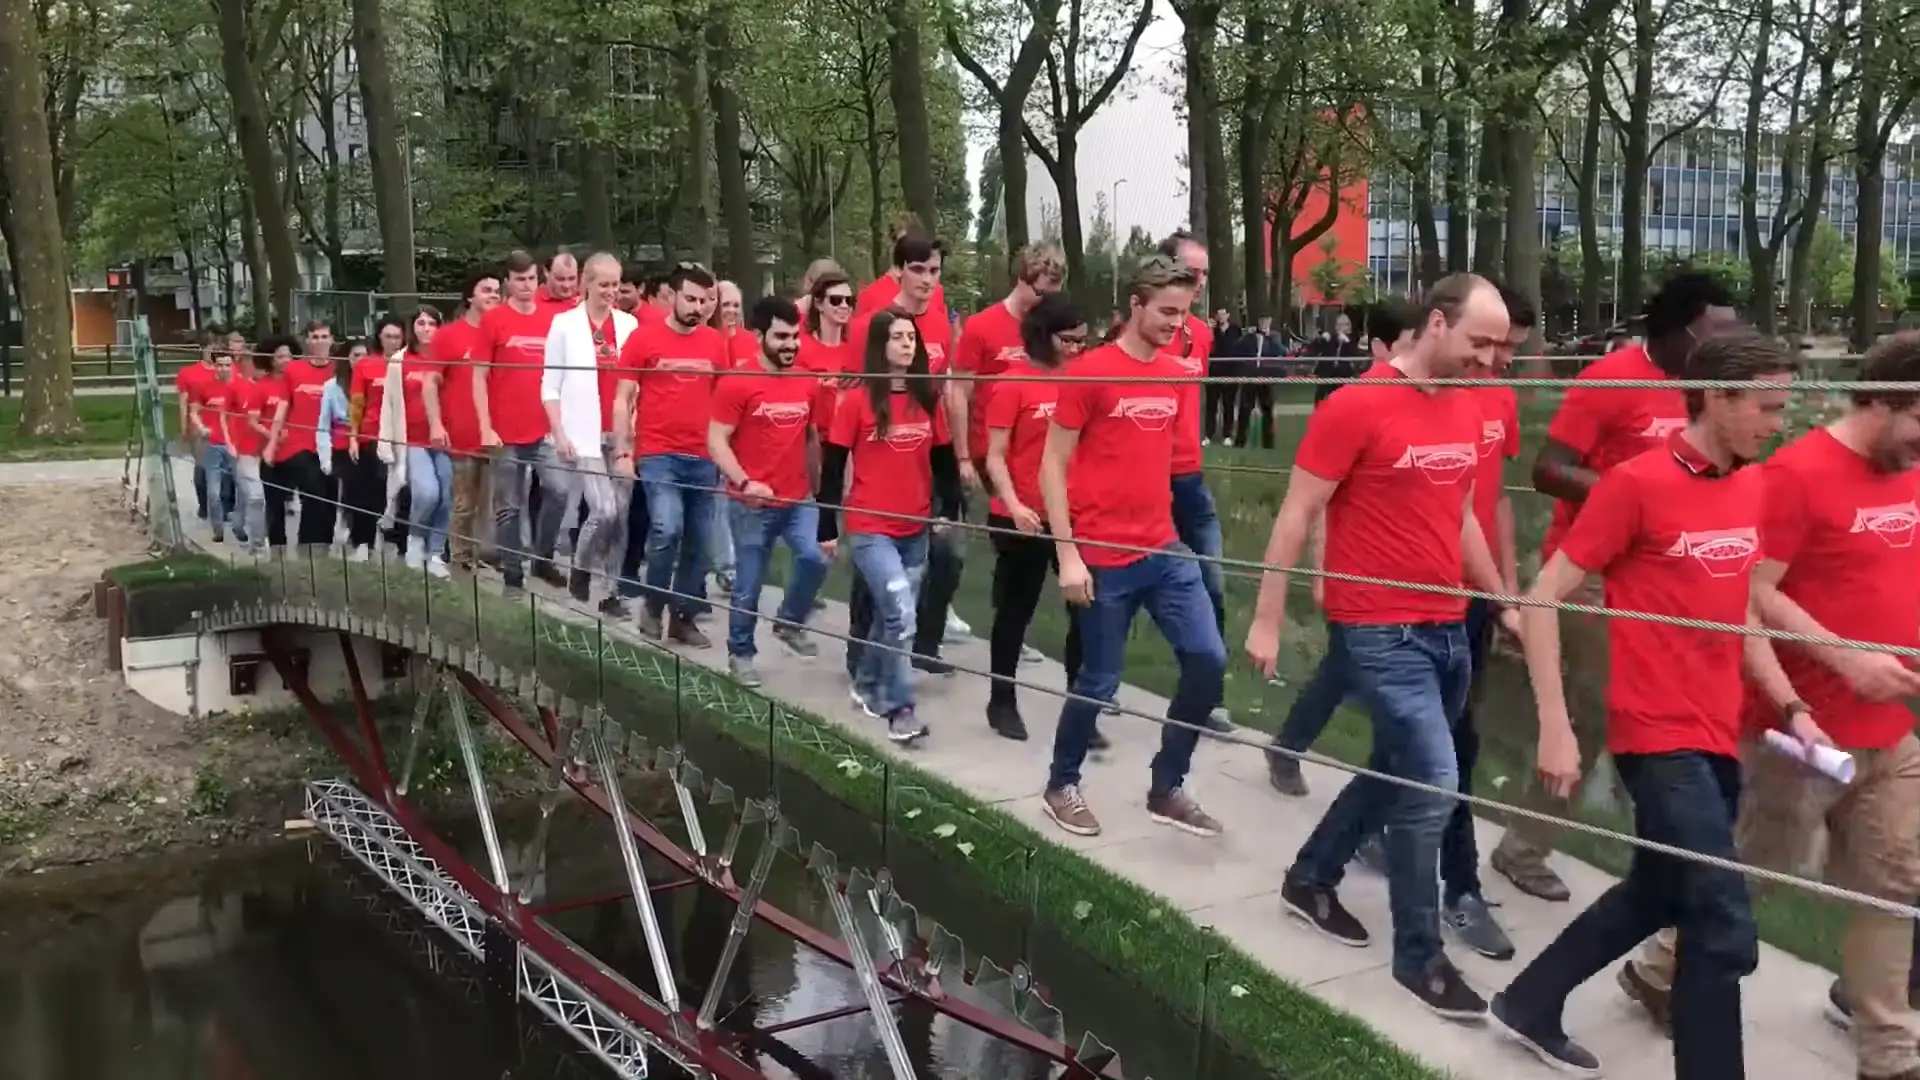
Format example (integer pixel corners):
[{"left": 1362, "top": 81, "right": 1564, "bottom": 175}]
[{"left": 0, "top": 769, "right": 1268, "bottom": 1080}]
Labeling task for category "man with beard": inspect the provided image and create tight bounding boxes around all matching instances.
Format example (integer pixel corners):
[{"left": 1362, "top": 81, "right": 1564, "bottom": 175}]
[
  {"left": 708, "top": 296, "right": 832, "bottom": 687},
  {"left": 1037, "top": 255, "right": 1228, "bottom": 841},
  {"left": 1245, "top": 273, "right": 1510, "bottom": 1019},
  {"left": 1616, "top": 332, "right": 1920, "bottom": 1080}
]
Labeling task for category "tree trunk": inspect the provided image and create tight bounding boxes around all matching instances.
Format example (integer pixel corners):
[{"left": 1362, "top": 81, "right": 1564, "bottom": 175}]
[
  {"left": 1502, "top": 117, "right": 1545, "bottom": 354},
  {"left": 1472, "top": 121, "right": 1505, "bottom": 276},
  {"left": 1411, "top": 68, "right": 1442, "bottom": 288},
  {"left": 1847, "top": 0, "right": 1889, "bottom": 351},
  {"left": 217, "top": 0, "right": 297, "bottom": 330},
  {"left": 884, "top": 0, "right": 936, "bottom": 229},
  {"left": 1576, "top": 48, "right": 1605, "bottom": 329},
  {"left": 350, "top": 0, "right": 416, "bottom": 296},
  {"left": 1615, "top": 0, "right": 1654, "bottom": 319},
  {"left": 674, "top": 19, "right": 714, "bottom": 266},
  {"left": 239, "top": 187, "right": 271, "bottom": 335},
  {"left": 861, "top": 94, "right": 886, "bottom": 275},
  {"left": 576, "top": 40, "right": 616, "bottom": 252},
  {"left": 946, "top": 0, "right": 1058, "bottom": 253},
  {"left": 1443, "top": 112, "right": 1471, "bottom": 272},
  {"left": 0, "top": 0, "right": 79, "bottom": 437},
  {"left": 1053, "top": 135, "right": 1086, "bottom": 284},
  {"left": 1177, "top": 1, "right": 1219, "bottom": 244},
  {"left": 1237, "top": 14, "right": 1270, "bottom": 317},
  {"left": 709, "top": 23, "right": 756, "bottom": 282}
]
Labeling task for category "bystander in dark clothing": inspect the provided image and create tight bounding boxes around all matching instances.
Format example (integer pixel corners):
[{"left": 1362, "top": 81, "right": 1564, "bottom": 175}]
[
  {"left": 1204, "top": 311, "right": 1243, "bottom": 443},
  {"left": 1308, "top": 324, "right": 1367, "bottom": 406},
  {"left": 1233, "top": 320, "right": 1286, "bottom": 448}
]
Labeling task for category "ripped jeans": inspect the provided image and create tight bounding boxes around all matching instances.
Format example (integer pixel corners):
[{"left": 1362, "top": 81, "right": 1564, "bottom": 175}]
[{"left": 847, "top": 529, "right": 929, "bottom": 718}]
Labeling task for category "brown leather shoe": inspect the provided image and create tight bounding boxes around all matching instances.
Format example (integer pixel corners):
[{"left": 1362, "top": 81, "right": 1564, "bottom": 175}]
[{"left": 1616, "top": 960, "right": 1671, "bottom": 1036}]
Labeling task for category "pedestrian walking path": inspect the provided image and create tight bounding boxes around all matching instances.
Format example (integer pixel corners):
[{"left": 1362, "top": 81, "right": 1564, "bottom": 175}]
[{"left": 130, "top": 454, "right": 1856, "bottom": 1080}]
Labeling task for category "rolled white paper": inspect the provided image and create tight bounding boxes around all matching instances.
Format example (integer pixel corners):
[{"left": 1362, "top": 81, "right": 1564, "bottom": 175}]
[{"left": 1762, "top": 729, "right": 1857, "bottom": 785}]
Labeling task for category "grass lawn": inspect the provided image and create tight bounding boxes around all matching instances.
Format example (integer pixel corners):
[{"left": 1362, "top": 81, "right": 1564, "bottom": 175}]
[
  {"left": 0, "top": 394, "right": 146, "bottom": 461},
  {"left": 779, "top": 385, "right": 1861, "bottom": 978}
]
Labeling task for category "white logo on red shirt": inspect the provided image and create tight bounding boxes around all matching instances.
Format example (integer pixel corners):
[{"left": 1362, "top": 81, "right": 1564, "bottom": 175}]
[
  {"left": 1479, "top": 419, "right": 1506, "bottom": 460},
  {"left": 874, "top": 420, "right": 932, "bottom": 451},
  {"left": 1850, "top": 502, "right": 1920, "bottom": 548},
  {"left": 1170, "top": 354, "right": 1203, "bottom": 376},
  {"left": 1663, "top": 527, "right": 1760, "bottom": 578},
  {"left": 1391, "top": 443, "right": 1477, "bottom": 485},
  {"left": 1108, "top": 395, "right": 1178, "bottom": 430},
  {"left": 1031, "top": 401, "right": 1057, "bottom": 421},
  {"left": 657, "top": 357, "right": 715, "bottom": 383},
  {"left": 926, "top": 344, "right": 947, "bottom": 368},
  {"left": 995, "top": 346, "right": 1028, "bottom": 365},
  {"left": 752, "top": 401, "right": 810, "bottom": 429},
  {"left": 505, "top": 335, "right": 546, "bottom": 355},
  {"left": 1639, "top": 416, "right": 1687, "bottom": 439}
]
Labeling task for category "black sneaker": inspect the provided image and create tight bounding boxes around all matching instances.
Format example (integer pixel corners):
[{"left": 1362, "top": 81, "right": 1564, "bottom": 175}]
[
  {"left": 1489, "top": 991, "right": 1600, "bottom": 1076},
  {"left": 568, "top": 568, "right": 592, "bottom": 603},
  {"left": 1268, "top": 754, "right": 1309, "bottom": 796},
  {"left": 1280, "top": 879, "right": 1369, "bottom": 947},
  {"left": 986, "top": 701, "right": 1029, "bottom": 741},
  {"left": 1825, "top": 977, "right": 1851, "bottom": 1030},
  {"left": 1204, "top": 707, "right": 1236, "bottom": 733},
  {"left": 597, "top": 596, "right": 631, "bottom": 620},
  {"left": 1088, "top": 727, "right": 1111, "bottom": 752},
  {"left": 912, "top": 653, "right": 954, "bottom": 676},
  {"left": 1396, "top": 957, "right": 1486, "bottom": 1022}
]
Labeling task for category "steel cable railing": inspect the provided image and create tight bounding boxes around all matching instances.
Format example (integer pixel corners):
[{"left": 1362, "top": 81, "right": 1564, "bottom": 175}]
[{"left": 151, "top": 406, "right": 1920, "bottom": 923}]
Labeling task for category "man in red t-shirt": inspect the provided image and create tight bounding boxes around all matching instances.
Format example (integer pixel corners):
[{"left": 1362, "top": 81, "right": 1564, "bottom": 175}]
[
  {"left": 477, "top": 249, "right": 562, "bottom": 592},
  {"left": 1245, "top": 273, "right": 1510, "bottom": 1018},
  {"left": 177, "top": 328, "right": 223, "bottom": 524},
  {"left": 1619, "top": 332, "right": 1920, "bottom": 1078},
  {"left": 1036, "top": 255, "right": 1226, "bottom": 841},
  {"left": 1492, "top": 271, "right": 1745, "bottom": 903},
  {"left": 950, "top": 242, "right": 1064, "bottom": 480},
  {"left": 1156, "top": 231, "right": 1235, "bottom": 734},
  {"left": 1490, "top": 333, "right": 1805, "bottom": 1078},
  {"left": 613, "top": 263, "right": 728, "bottom": 644},
  {"left": 708, "top": 295, "right": 831, "bottom": 686},
  {"left": 437, "top": 268, "right": 501, "bottom": 571},
  {"left": 196, "top": 344, "right": 238, "bottom": 542},
  {"left": 536, "top": 251, "right": 580, "bottom": 311},
  {"left": 260, "top": 320, "right": 337, "bottom": 547}
]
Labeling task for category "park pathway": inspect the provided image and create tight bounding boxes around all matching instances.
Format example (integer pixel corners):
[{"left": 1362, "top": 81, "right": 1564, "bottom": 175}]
[{"left": 33, "top": 453, "right": 1860, "bottom": 1080}]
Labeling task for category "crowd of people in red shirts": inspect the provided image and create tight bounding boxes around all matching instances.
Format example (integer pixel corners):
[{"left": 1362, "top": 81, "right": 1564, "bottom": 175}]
[{"left": 172, "top": 236, "right": 1920, "bottom": 1080}]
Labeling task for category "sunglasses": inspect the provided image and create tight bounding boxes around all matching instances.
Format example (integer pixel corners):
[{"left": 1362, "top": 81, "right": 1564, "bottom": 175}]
[{"left": 822, "top": 294, "right": 854, "bottom": 308}]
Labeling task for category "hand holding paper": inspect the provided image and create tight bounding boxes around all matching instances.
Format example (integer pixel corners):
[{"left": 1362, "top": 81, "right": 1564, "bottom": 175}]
[{"left": 1762, "top": 729, "right": 1856, "bottom": 785}]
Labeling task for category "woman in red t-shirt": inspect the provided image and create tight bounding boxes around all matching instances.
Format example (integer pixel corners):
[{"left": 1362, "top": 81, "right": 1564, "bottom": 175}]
[
  {"left": 983, "top": 293, "right": 1090, "bottom": 741},
  {"left": 797, "top": 270, "right": 858, "bottom": 429},
  {"left": 401, "top": 307, "right": 453, "bottom": 577},
  {"left": 816, "top": 309, "right": 962, "bottom": 743},
  {"left": 252, "top": 336, "right": 300, "bottom": 551},
  {"left": 341, "top": 317, "right": 406, "bottom": 561}
]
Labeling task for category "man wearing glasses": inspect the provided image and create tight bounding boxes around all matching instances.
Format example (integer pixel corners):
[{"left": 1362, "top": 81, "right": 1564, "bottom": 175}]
[{"left": 1485, "top": 271, "right": 1744, "bottom": 905}]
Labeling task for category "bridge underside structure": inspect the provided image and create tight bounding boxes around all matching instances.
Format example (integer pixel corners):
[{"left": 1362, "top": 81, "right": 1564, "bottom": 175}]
[{"left": 126, "top": 554, "right": 1138, "bottom": 1080}]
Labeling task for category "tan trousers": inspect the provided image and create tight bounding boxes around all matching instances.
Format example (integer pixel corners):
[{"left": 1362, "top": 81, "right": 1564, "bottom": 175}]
[
  {"left": 1634, "top": 733, "right": 1920, "bottom": 1077},
  {"left": 1490, "top": 576, "right": 1613, "bottom": 864},
  {"left": 449, "top": 454, "right": 493, "bottom": 568}
]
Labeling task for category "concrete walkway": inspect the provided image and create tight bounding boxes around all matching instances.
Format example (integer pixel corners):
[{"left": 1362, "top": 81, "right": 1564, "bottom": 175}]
[{"left": 128, "top": 453, "right": 1855, "bottom": 1080}]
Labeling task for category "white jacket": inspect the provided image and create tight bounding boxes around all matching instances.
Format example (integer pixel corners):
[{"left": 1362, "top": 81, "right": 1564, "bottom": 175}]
[{"left": 542, "top": 304, "right": 639, "bottom": 456}]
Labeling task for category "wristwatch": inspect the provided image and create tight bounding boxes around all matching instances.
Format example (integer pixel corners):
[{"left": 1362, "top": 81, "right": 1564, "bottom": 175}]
[{"left": 1779, "top": 700, "right": 1811, "bottom": 725}]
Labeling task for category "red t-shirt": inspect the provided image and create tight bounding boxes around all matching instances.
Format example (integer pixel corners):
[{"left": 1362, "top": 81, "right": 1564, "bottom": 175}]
[
  {"left": 1750, "top": 429, "right": 1920, "bottom": 750},
  {"left": 254, "top": 373, "right": 291, "bottom": 461},
  {"left": 619, "top": 320, "right": 728, "bottom": 458},
  {"left": 1559, "top": 437, "right": 1764, "bottom": 758},
  {"left": 434, "top": 317, "right": 483, "bottom": 454},
  {"left": 1295, "top": 363, "right": 1480, "bottom": 625},
  {"left": 954, "top": 302, "right": 1026, "bottom": 461},
  {"left": 1165, "top": 315, "right": 1212, "bottom": 475},
  {"left": 1542, "top": 344, "right": 1688, "bottom": 558},
  {"left": 478, "top": 302, "right": 556, "bottom": 446},
  {"left": 638, "top": 304, "right": 668, "bottom": 329},
  {"left": 278, "top": 359, "right": 332, "bottom": 461},
  {"left": 1052, "top": 343, "right": 1182, "bottom": 569},
  {"left": 579, "top": 311, "right": 623, "bottom": 434},
  {"left": 797, "top": 331, "right": 856, "bottom": 429},
  {"left": 855, "top": 274, "right": 948, "bottom": 322},
  {"left": 199, "top": 374, "right": 234, "bottom": 447},
  {"left": 983, "top": 359, "right": 1060, "bottom": 518},
  {"left": 848, "top": 306, "right": 953, "bottom": 380},
  {"left": 723, "top": 327, "right": 760, "bottom": 368},
  {"left": 826, "top": 388, "right": 950, "bottom": 538},
  {"left": 1470, "top": 385, "right": 1521, "bottom": 546},
  {"left": 226, "top": 374, "right": 267, "bottom": 458},
  {"left": 347, "top": 355, "right": 389, "bottom": 445},
  {"left": 713, "top": 368, "right": 816, "bottom": 503},
  {"left": 536, "top": 287, "right": 581, "bottom": 314},
  {"left": 400, "top": 352, "right": 437, "bottom": 444},
  {"left": 175, "top": 361, "right": 222, "bottom": 439}
]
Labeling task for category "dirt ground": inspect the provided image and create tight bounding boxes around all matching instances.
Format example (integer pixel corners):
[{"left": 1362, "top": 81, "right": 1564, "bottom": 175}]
[{"left": 0, "top": 482, "right": 306, "bottom": 872}]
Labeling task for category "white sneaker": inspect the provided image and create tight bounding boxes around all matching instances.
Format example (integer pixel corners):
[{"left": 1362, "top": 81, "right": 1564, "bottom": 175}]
[
  {"left": 404, "top": 549, "right": 426, "bottom": 571},
  {"left": 944, "top": 611, "right": 971, "bottom": 641},
  {"left": 1020, "top": 644, "right": 1044, "bottom": 664},
  {"left": 427, "top": 556, "right": 451, "bottom": 580},
  {"left": 349, "top": 545, "right": 371, "bottom": 564}
]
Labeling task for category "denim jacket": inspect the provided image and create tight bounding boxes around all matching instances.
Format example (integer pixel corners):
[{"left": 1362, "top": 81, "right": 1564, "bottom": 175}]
[{"left": 315, "top": 380, "right": 351, "bottom": 459}]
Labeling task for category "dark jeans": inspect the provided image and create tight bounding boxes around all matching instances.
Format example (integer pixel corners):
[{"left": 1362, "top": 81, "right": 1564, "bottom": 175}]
[
  {"left": 617, "top": 480, "right": 652, "bottom": 599},
  {"left": 262, "top": 461, "right": 291, "bottom": 549},
  {"left": 1287, "top": 622, "right": 1471, "bottom": 981},
  {"left": 1204, "top": 357, "right": 1243, "bottom": 441},
  {"left": 847, "top": 524, "right": 965, "bottom": 673},
  {"left": 986, "top": 515, "right": 1083, "bottom": 708},
  {"left": 280, "top": 449, "right": 333, "bottom": 546},
  {"left": 639, "top": 453, "right": 717, "bottom": 618},
  {"left": 1045, "top": 546, "right": 1225, "bottom": 798},
  {"left": 1233, "top": 380, "right": 1274, "bottom": 448},
  {"left": 1272, "top": 601, "right": 1491, "bottom": 904},
  {"left": 1170, "top": 472, "right": 1225, "bottom": 641},
  {"left": 1502, "top": 751, "right": 1755, "bottom": 1080},
  {"left": 341, "top": 444, "right": 385, "bottom": 548}
]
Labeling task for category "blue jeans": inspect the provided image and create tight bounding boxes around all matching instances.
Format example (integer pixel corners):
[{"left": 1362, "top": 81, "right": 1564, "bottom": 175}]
[
  {"left": 1273, "top": 601, "right": 1490, "bottom": 904},
  {"left": 200, "top": 442, "right": 236, "bottom": 536},
  {"left": 1503, "top": 751, "right": 1754, "bottom": 1079},
  {"left": 1047, "top": 546, "right": 1226, "bottom": 797},
  {"left": 1287, "top": 622, "right": 1470, "bottom": 981},
  {"left": 728, "top": 500, "right": 829, "bottom": 658},
  {"left": 848, "top": 531, "right": 928, "bottom": 717},
  {"left": 407, "top": 447, "right": 453, "bottom": 557},
  {"left": 1170, "top": 472, "right": 1225, "bottom": 638},
  {"left": 640, "top": 453, "right": 717, "bottom": 617}
]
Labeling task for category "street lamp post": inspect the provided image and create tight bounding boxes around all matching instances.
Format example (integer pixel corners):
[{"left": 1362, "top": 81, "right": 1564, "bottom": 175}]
[{"left": 1110, "top": 177, "right": 1129, "bottom": 312}]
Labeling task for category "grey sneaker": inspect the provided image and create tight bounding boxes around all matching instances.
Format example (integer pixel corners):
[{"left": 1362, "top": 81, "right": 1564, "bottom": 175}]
[
  {"left": 1352, "top": 833, "right": 1388, "bottom": 875},
  {"left": 638, "top": 605, "right": 665, "bottom": 640},
  {"left": 886, "top": 707, "right": 928, "bottom": 744},
  {"left": 1204, "top": 706, "right": 1236, "bottom": 734},
  {"left": 728, "top": 655, "right": 763, "bottom": 688},
  {"left": 1444, "top": 893, "right": 1515, "bottom": 960},
  {"left": 773, "top": 624, "right": 819, "bottom": 657},
  {"left": 1267, "top": 754, "right": 1309, "bottom": 796}
]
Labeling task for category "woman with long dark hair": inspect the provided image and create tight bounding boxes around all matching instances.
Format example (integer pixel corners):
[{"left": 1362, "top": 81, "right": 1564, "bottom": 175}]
[
  {"left": 816, "top": 308, "right": 962, "bottom": 743},
  {"left": 401, "top": 306, "right": 453, "bottom": 576},
  {"left": 315, "top": 339, "right": 366, "bottom": 547},
  {"left": 982, "top": 293, "right": 1092, "bottom": 742}
]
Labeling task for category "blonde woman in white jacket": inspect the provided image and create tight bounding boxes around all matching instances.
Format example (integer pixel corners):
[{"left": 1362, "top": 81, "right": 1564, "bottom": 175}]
[{"left": 542, "top": 252, "right": 640, "bottom": 615}]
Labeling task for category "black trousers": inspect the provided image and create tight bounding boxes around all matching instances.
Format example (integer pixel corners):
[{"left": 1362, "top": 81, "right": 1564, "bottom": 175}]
[
  {"left": 1233, "top": 380, "right": 1274, "bottom": 449},
  {"left": 846, "top": 525, "right": 965, "bottom": 668},
  {"left": 341, "top": 444, "right": 386, "bottom": 548},
  {"left": 262, "top": 461, "right": 291, "bottom": 548},
  {"left": 278, "top": 450, "right": 333, "bottom": 546},
  {"left": 986, "top": 515, "right": 1082, "bottom": 707},
  {"left": 1205, "top": 358, "right": 1244, "bottom": 441},
  {"left": 616, "top": 481, "right": 651, "bottom": 599}
]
